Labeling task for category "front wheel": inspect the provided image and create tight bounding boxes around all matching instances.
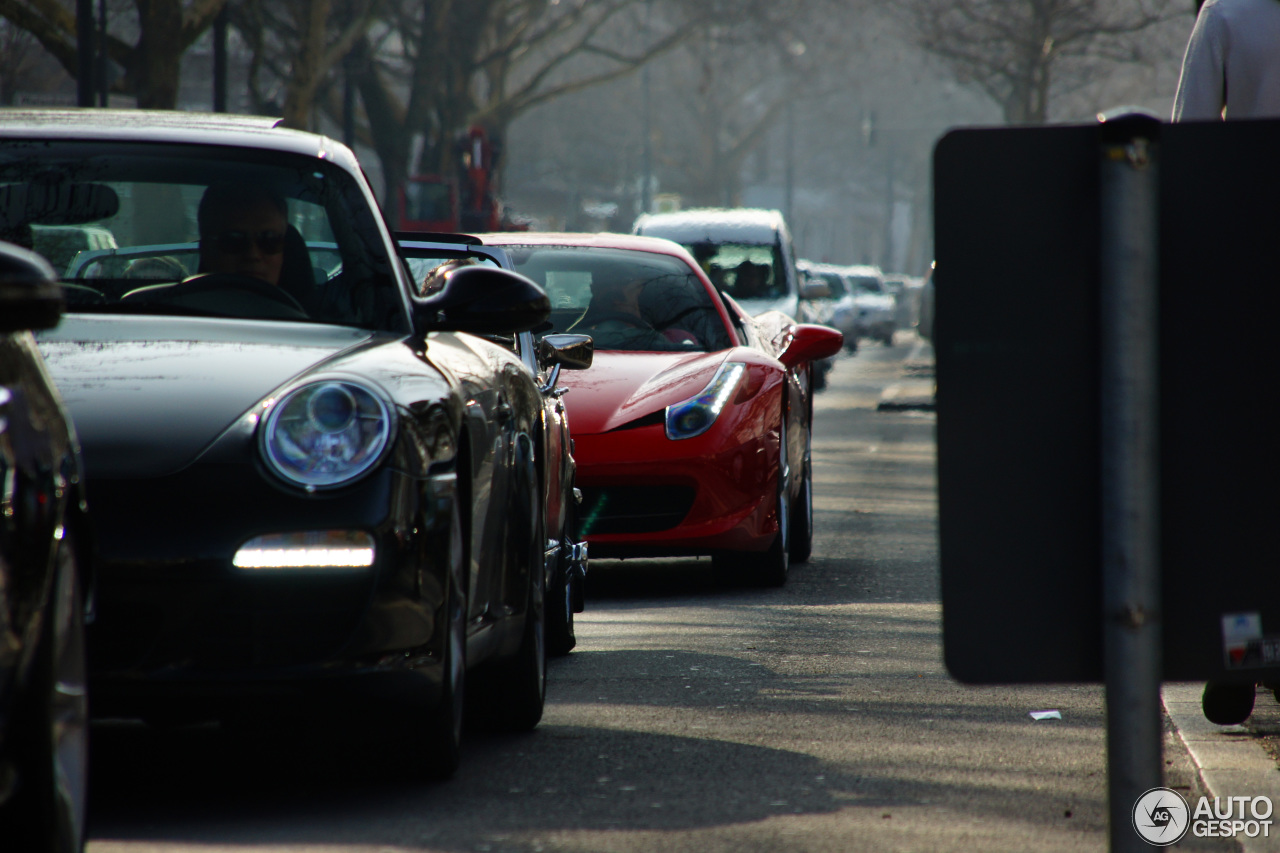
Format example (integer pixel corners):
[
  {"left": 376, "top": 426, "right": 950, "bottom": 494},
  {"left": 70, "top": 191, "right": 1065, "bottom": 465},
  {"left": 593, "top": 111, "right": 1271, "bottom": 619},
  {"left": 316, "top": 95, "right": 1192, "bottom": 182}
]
[
  {"left": 0, "top": 539, "right": 89, "bottom": 853},
  {"left": 789, "top": 437, "right": 814, "bottom": 564},
  {"left": 388, "top": 497, "right": 466, "bottom": 781},
  {"left": 743, "top": 413, "right": 790, "bottom": 587},
  {"left": 473, "top": 444, "right": 546, "bottom": 731}
]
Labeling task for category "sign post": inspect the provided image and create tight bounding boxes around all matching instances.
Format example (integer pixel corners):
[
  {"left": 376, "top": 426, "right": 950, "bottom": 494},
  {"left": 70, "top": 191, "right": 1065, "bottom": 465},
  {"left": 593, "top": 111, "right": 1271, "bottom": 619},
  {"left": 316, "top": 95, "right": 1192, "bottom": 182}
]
[{"left": 1097, "top": 111, "right": 1163, "bottom": 853}]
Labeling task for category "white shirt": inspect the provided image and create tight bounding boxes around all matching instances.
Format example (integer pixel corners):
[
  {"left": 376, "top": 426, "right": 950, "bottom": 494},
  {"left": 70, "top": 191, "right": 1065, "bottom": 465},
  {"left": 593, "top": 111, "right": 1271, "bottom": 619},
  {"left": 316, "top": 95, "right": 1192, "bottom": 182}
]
[{"left": 1172, "top": 0, "right": 1280, "bottom": 121}]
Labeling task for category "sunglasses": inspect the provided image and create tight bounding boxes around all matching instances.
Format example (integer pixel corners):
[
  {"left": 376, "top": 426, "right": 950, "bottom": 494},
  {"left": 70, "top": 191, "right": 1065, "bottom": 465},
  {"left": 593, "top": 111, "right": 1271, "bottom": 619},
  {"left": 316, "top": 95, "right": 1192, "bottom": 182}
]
[{"left": 213, "top": 229, "right": 285, "bottom": 256}]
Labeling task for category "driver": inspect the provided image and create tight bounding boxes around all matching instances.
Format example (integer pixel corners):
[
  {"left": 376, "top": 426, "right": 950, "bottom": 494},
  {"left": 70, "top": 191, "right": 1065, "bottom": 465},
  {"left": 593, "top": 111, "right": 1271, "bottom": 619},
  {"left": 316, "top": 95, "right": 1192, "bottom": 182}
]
[
  {"left": 197, "top": 183, "right": 288, "bottom": 286},
  {"left": 572, "top": 271, "right": 698, "bottom": 350}
]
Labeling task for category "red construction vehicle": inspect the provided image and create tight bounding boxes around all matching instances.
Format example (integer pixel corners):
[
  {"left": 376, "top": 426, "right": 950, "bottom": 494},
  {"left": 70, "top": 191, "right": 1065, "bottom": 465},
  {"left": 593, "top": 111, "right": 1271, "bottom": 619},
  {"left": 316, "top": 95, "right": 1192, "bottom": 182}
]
[{"left": 396, "top": 126, "right": 524, "bottom": 232}]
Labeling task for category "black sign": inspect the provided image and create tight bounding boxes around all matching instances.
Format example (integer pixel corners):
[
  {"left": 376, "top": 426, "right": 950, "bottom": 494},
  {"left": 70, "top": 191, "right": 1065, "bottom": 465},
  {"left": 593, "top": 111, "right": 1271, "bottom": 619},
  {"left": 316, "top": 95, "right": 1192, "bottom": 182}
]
[{"left": 935, "top": 118, "right": 1280, "bottom": 684}]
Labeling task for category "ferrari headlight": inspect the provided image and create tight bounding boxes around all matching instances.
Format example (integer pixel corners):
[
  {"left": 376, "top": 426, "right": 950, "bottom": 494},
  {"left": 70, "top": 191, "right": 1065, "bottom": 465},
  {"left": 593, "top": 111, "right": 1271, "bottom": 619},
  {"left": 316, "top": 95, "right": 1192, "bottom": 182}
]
[
  {"left": 261, "top": 380, "right": 392, "bottom": 489},
  {"left": 665, "top": 362, "right": 746, "bottom": 440}
]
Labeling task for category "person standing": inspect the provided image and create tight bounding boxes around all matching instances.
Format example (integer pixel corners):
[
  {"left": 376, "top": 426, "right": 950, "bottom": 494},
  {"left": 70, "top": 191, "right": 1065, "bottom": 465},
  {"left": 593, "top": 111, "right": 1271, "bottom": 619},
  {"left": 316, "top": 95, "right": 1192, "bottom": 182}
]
[{"left": 1172, "top": 0, "right": 1280, "bottom": 121}]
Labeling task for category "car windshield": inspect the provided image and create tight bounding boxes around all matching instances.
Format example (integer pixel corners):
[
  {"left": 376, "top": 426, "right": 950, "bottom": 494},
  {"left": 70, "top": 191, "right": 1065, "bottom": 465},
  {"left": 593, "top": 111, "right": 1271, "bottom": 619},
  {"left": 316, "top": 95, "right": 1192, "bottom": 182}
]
[
  {"left": 502, "top": 245, "right": 734, "bottom": 353},
  {"left": 0, "top": 140, "right": 408, "bottom": 332},
  {"left": 684, "top": 241, "right": 787, "bottom": 302}
]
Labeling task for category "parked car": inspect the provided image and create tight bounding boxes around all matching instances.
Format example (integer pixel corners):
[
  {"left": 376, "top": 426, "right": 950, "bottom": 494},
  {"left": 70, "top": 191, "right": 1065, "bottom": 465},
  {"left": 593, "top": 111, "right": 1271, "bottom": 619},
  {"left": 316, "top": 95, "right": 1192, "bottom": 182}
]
[
  {"left": 2, "top": 108, "right": 571, "bottom": 779},
  {"left": 470, "top": 231, "right": 843, "bottom": 587},
  {"left": 396, "top": 232, "right": 590, "bottom": 656},
  {"left": 829, "top": 264, "right": 897, "bottom": 348},
  {"left": 797, "top": 259, "right": 855, "bottom": 359},
  {"left": 0, "top": 242, "right": 90, "bottom": 852}
]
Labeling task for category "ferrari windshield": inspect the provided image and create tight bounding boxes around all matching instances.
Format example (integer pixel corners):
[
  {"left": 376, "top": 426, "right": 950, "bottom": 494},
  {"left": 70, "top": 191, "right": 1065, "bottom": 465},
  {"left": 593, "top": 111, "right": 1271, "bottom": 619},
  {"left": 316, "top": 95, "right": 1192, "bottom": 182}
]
[
  {"left": 0, "top": 140, "right": 408, "bottom": 332},
  {"left": 503, "top": 245, "right": 734, "bottom": 353}
]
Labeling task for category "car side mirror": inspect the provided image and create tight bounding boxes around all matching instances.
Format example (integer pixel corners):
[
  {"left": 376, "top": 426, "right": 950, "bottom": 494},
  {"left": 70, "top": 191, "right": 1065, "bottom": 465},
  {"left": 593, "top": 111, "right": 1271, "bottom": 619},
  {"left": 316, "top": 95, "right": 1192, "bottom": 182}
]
[
  {"left": 537, "top": 333, "right": 593, "bottom": 371},
  {"left": 776, "top": 323, "right": 843, "bottom": 368},
  {"left": 413, "top": 265, "right": 550, "bottom": 336},
  {"left": 0, "top": 241, "right": 63, "bottom": 333}
]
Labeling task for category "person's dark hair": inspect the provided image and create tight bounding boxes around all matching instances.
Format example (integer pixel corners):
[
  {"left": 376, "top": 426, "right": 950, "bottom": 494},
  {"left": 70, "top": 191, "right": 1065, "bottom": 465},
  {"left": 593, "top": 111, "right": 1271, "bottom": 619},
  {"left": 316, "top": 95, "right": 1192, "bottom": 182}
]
[{"left": 197, "top": 182, "right": 288, "bottom": 236}]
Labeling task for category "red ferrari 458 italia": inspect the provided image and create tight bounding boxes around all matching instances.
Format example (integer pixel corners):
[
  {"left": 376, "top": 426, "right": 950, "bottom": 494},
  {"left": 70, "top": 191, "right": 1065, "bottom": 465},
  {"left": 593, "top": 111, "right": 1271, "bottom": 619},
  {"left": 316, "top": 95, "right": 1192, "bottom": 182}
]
[{"left": 474, "top": 233, "right": 842, "bottom": 585}]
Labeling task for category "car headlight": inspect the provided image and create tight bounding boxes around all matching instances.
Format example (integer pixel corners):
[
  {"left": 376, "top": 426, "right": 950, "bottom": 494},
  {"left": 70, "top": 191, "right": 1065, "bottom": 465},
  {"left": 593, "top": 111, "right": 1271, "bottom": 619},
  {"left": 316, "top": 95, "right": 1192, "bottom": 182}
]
[
  {"left": 261, "top": 380, "right": 393, "bottom": 489},
  {"left": 664, "top": 362, "right": 746, "bottom": 440}
]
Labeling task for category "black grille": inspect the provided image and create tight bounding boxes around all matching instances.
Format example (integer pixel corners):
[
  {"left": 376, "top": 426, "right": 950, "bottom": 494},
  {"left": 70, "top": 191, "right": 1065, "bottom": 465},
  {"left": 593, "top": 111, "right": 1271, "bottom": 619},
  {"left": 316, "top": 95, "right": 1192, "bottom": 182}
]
[{"left": 579, "top": 485, "right": 695, "bottom": 535}]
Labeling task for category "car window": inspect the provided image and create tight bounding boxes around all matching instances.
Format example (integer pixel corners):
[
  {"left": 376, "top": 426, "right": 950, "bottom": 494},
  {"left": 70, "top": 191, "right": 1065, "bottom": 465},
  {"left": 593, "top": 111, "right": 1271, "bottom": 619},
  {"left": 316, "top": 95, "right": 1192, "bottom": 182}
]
[
  {"left": 0, "top": 140, "right": 408, "bottom": 332},
  {"left": 683, "top": 241, "right": 786, "bottom": 302},
  {"left": 851, "top": 276, "right": 884, "bottom": 295},
  {"left": 502, "top": 245, "right": 734, "bottom": 353},
  {"left": 818, "top": 272, "right": 848, "bottom": 298}
]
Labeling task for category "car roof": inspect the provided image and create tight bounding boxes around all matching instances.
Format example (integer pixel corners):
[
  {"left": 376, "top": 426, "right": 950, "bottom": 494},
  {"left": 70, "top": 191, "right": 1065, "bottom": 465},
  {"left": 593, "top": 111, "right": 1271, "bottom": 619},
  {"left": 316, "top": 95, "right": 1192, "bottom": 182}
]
[
  {"left": 631, "top": 208, "right": 788, "bottom": 245},
  {"left": 0, "top": 108, "right": 359, "bottom": 170},
  {"left": 471, "top": 231, "right": 695, "bottom": 256}
]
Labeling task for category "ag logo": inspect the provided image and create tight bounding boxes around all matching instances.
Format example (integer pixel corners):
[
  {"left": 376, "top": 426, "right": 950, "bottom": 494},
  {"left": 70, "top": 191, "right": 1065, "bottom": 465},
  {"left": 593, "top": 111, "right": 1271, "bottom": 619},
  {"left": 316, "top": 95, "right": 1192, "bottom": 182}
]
[{"left": 1133, "top": 787, "right": 1191, "bottom": 845}]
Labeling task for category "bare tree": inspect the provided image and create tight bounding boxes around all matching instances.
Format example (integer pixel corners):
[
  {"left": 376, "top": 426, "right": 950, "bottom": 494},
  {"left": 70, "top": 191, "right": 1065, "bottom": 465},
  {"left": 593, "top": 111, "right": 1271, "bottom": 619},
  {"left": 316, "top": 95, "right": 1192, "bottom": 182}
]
[
  {"left": 318, "top": 0, "right": 697, "bottom": 223},
  {"left": 0, "top": 0, "right": 226, "bottom": 109},
  {"left": 230, "top": 0, "right": 379, "bottom": 130},
  {"left": 892, "top": 0, "right": 1172, "bottom": 123},
  {"left": 0, "top": 15, "right": 64, "bottom": 104}
]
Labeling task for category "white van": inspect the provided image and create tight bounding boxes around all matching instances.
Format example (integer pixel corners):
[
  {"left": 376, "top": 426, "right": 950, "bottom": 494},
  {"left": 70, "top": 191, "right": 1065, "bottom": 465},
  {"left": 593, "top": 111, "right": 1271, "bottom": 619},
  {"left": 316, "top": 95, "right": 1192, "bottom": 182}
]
[{"left": 632, "top": 208, "right": 808, "bottom": 322}]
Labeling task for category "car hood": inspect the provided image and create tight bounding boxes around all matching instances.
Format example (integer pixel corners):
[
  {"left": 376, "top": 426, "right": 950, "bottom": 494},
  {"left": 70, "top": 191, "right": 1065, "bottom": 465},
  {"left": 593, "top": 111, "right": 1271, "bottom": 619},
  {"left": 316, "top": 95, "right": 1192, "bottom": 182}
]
[
  {"left": 37, "top": 315, "right": 381, "bottom": 478},
  {"left": 558, "top": 350, "right": 730, "bottom": 435}
]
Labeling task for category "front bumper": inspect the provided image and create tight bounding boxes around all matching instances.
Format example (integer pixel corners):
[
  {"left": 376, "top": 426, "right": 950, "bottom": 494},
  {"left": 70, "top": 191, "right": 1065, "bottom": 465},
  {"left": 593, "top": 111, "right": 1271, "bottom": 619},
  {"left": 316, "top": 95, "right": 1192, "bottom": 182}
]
[
  {"left": 573, "top": 422, "right": 779, "bottom": 558},
  {"left": 84, "top": 464, "right": 455, "bottom": 717}
]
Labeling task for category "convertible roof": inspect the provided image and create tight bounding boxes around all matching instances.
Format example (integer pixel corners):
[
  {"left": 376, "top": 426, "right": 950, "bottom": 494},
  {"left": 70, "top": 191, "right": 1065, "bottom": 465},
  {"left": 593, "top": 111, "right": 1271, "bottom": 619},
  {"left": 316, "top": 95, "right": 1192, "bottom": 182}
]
[{"left": 0, "top": 108, "right": 357, "bottom": 169}]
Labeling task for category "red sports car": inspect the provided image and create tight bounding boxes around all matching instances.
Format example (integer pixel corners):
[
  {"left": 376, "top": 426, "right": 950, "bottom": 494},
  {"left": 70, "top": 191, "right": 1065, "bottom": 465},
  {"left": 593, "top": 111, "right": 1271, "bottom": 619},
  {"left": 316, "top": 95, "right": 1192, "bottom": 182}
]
[{"left": 474, "top": 233, "right": 842, "bottom": 585}]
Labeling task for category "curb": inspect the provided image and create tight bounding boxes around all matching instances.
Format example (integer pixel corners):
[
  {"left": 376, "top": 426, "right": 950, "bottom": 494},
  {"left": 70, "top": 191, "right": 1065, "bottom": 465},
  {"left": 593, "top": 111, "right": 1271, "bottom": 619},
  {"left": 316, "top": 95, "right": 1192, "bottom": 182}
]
[{"left": 1164, "top": 683, "right": 1280, "bottom": 851}]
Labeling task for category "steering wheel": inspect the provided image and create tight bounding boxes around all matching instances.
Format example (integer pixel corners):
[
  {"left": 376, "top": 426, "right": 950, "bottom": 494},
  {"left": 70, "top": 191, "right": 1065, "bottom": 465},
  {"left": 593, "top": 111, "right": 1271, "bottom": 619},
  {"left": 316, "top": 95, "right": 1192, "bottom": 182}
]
[{"left": 124, "top": 272, "right": 308, "bottom": 319}]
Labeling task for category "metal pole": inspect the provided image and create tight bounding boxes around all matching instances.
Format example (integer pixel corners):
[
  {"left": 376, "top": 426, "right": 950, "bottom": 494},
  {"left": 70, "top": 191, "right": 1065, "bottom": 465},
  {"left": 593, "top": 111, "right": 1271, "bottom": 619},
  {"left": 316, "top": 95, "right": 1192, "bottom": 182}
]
[
  {"left": 1097, "top": 110, "right": 1162, "bottom": 853},
  {"left": 96, "top": 0, "right": 107, "bottom": 106},
  {"left": 76, "top": 0, "right": 94, "bottom": 106},
  {"left": 213, "top": 7, "right": 228, "bottom": 112},
  {"left": 639, "top": 0, "right": 654, "bottom": 216}
]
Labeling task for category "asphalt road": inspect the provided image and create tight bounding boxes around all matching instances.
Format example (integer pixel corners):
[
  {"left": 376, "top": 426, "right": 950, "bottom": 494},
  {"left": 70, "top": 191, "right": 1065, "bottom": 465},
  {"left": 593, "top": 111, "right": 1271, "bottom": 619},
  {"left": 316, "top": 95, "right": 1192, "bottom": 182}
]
[{"left": 84, "top": 335, "right": 1231, "bottom": 853}]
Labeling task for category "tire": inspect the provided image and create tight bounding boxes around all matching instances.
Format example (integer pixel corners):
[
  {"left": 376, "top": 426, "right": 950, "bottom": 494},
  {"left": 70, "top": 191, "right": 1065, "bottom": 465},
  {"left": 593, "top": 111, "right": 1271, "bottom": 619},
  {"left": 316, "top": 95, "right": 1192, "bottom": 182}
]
[
  {"left": 546, "top": 552, "right": 577, "bottom": 657},
  {"left": 546, "top": 500, "right": 579, "bottom": 657},
  {"left": 0, "top": 539, "right": 89, "bottom": 853},
  {"left": 1202, "top": 681, "right": 1256, "bottom": 726},
  {"left": 389, "top": 497, "right": 466, "bottom": 781},
  {"left": 475, "top": 443, "right": 546, "bottom": 731},
  {"left": 789, "top": 427, "right": 814, "bottom": 564}
]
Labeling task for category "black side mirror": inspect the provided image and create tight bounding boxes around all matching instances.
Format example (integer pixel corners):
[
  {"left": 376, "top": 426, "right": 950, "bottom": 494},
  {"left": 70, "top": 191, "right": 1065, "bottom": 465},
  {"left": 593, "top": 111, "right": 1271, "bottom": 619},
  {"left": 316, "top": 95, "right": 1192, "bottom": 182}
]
[
  {"left": 412, "top": 265, "right": 551, "bottom": 336},
  {"left": 537, "top": 333, "right": 594, "bottom": 371},
  {"left": 0, "top": 241, "right": 63, "bottom": 333}
]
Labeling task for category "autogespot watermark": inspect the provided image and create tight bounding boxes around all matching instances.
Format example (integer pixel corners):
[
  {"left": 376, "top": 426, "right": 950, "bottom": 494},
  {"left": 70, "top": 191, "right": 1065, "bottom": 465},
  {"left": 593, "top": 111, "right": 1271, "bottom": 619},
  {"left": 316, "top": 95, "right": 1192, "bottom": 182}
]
[{"left": 1132, "top": 787, "right": 1274, "bottom": 845}]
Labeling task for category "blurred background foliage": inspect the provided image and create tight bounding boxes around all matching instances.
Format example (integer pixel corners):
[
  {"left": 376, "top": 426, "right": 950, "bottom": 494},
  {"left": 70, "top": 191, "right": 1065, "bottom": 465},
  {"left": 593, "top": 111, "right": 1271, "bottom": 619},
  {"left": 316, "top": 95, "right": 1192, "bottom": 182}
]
[{"left": 0, "top": 0, "right": 1192, "bottom": 272}]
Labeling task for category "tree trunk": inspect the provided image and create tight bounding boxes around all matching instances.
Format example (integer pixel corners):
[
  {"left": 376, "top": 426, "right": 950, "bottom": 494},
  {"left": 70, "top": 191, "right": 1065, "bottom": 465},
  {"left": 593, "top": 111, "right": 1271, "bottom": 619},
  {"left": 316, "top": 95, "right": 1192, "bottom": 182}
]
[{"left": 135, "top": 0, "right": 183, "bottom": 109}]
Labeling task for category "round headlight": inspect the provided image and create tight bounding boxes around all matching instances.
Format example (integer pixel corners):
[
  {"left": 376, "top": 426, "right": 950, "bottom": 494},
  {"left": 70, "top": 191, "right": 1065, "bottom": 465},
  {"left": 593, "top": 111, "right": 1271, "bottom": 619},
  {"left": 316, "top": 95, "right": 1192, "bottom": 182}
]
[{"left": 261, "top": 381, "right": 392, "bottom": 489}]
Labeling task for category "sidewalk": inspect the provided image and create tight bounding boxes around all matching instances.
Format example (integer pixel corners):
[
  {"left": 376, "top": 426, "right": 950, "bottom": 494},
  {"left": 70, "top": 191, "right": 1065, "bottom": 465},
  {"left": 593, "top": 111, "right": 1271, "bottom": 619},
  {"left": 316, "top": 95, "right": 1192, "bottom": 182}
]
[
  {"left": 876, "top": 335, "right": 935, "bottom": 412},
  {"left": 1164, "top": 684, "right": 1280, "bottom": 852}
]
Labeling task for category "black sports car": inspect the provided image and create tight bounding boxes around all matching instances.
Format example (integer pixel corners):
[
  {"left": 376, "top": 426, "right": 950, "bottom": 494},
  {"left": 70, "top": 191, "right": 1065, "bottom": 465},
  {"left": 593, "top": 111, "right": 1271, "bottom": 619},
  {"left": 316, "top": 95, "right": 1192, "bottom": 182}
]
[
  {"left": 0, "top": 242, "right": 89, "bottom": 851},
  {"left": 397, "top": 233, "right": 592, "bottom": 657},
  {"left": 0, "top": 109, "right": 586, "bottom": 778}
]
